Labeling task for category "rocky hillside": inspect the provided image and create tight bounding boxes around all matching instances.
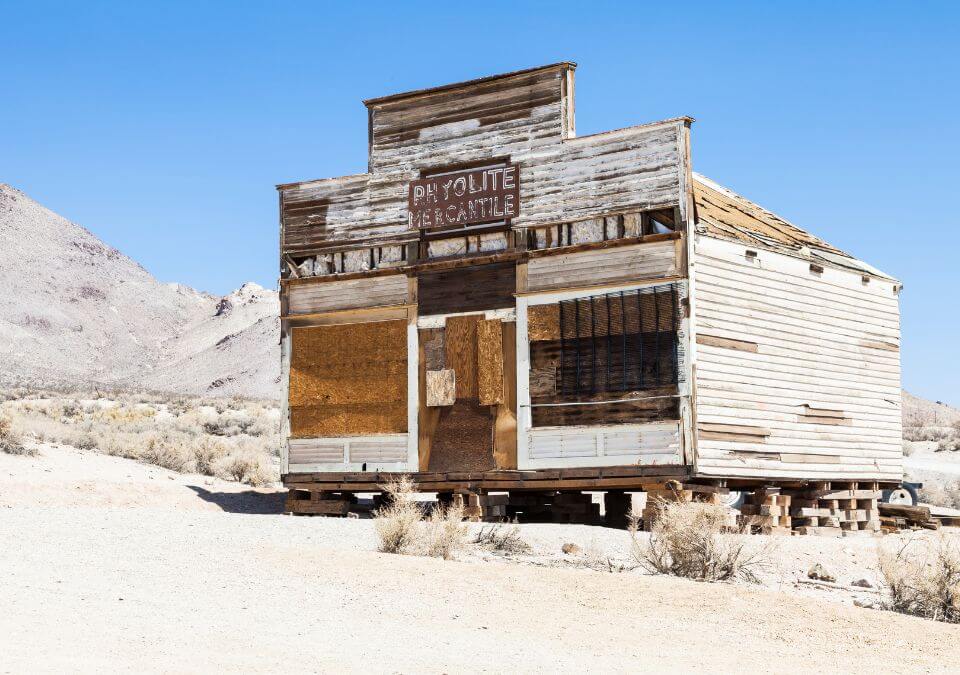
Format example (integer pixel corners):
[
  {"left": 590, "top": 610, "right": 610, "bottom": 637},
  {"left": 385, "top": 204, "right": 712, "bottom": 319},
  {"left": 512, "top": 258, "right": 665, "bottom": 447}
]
[{"left": 0, "top": 183, "right": 279, "bottom": 399}]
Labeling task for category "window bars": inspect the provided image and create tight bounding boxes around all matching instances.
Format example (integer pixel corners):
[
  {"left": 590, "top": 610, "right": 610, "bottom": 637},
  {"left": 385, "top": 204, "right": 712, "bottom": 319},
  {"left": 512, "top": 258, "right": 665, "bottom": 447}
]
[{"left": 557, "top": 283, "right": 681, "bottom": 396}]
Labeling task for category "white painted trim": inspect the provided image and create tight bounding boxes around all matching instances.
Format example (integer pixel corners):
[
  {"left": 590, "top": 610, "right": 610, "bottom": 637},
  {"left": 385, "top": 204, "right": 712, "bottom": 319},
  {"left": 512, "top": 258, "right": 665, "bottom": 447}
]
[
  {"left": 516, "top": 298, "right": 532, "bottom": 467},
  {"left": 280, "top": 327, "right": 291, "bottom": 475},
  {"left": 524, "top": 277, "right": 680, "bottom": 306},
  {"left": 417, "top": 307, "right": 516, "bottom": 328},
  {"left": 405, "top": 317, "right": 419, "bottom": 470}
]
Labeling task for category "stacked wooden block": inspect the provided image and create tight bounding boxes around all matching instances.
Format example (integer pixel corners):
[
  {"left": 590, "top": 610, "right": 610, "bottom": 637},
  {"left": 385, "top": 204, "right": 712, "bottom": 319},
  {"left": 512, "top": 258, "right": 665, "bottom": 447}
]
[
  {"left": 738, "top": 489, "right": 792, "bottom": 535},
  {"left": 440, "top": 492, "right": 508, "bottom": 522},
  {"left": 505, "top": 492, "right": 554, "bottom": 522},
  {"left": 285, "top": 490, "right": 355, "bottom": 516},
  {"left": 603, "top": 491, "right": 633, "bottom": 529},
  {"left": 782, "top": 481, "right": 881, "bottom": 537},
  {"left": 641, "top": 483, "right": 730, "bottom": 531},
  {"left": 551, "top": 492, "right": 602, "bottom": 525}
]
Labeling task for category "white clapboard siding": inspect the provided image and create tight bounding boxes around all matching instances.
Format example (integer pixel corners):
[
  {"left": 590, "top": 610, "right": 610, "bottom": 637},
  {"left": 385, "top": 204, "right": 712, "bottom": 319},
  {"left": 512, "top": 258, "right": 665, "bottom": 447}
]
[
  {"left": 525, "top": 422, "right": 681, "bottom": 468},
  {"left": 288, "top": 438, "right": 346, "bottom": 465},
  {"left": 526, "top": 240, "right": 678, "bottom": 292},
  {"left": 349, "top": 438, "right": 408, "bottom": 464},
  {"left": 287, "top": 274, "right": 408, "bottom": 314},
  {"left": 692, "top": 236, "right": 902, "bottom": 481},
  {"left": 288, "top": 435, "right": 410, "bottom": 472}
]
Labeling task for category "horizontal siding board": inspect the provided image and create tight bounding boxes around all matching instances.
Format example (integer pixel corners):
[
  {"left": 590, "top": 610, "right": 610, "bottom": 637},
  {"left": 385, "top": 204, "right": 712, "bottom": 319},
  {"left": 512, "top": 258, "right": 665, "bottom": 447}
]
[
  {"left": 287, "top": 275, "right": 409, "bottom": 314},
  {"left": 693, "top": 237, "right": 901, "bottom": 481},
  {"left": 527, "top": 241, "right": 677, "bottom": 291}
]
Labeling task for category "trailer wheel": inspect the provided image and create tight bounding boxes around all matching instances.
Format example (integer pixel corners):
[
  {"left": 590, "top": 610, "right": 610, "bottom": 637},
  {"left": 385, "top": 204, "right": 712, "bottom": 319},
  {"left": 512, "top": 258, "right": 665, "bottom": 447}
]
[
  {"left": 882, "top": 485, "right": 918, "bottom": 506},
  {"left": 720, "top": 490, "right": 745, "bottom": 510}
]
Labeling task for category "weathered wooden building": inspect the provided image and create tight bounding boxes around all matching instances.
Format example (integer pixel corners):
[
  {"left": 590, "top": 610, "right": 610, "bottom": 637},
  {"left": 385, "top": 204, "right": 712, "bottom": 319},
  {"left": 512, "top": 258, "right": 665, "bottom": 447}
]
[{"left": 277, "top": 63, "right": 902, "bottom": 533}]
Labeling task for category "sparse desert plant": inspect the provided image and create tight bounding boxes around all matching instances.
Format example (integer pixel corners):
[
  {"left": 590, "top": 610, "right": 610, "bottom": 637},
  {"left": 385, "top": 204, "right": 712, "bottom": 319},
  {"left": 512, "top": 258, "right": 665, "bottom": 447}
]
[
  {"left": 920, "top": 480, "right": 960, "bottom": 510},
  {"left": 424, "top": 502, "right": 468, "bottom": 560},
  {"left": 473, "top": 522, "right": 531, "bottom": 554},
  {"left": 213, "top": 450, "right": 273, "bottom": 486},
  {"left": 937, "top": 433, "right": 960, "bottom": 452},
  {"left": 629, "top": 500, "right": 771, "bottom": 583},
  {"left": 138, "top": 433, "right": 193, "bottom": 472},
  {"left": 879, "top": 534, "right": 960, "bottom": 623},
  {"left": 902, "top": 440, "right": 915, "bottom": 457},
  {"left": 373, "top": 475, "right": 424, "bottom": 554},
  {"left": 1, "top": 391, "right": 280, "bottom": 485},
  {"left": 193, "top": 436, "right": 229, "bottom": 474},
  {"left": 0, "top": 415, "right": 34, "bottom": 456}
]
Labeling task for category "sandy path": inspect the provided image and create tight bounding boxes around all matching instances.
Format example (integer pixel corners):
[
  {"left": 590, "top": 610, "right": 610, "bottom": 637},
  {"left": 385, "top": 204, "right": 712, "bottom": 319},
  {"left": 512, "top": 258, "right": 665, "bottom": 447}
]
[{"left": 2, "top": 446, "right": 959, "bottom": 673}]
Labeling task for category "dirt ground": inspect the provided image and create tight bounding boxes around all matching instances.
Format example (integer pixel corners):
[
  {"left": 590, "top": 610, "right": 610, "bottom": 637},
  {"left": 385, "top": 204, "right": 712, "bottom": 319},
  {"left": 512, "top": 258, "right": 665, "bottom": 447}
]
[{"left": 2, "top": 444, "right": 959, "bottom": 673}]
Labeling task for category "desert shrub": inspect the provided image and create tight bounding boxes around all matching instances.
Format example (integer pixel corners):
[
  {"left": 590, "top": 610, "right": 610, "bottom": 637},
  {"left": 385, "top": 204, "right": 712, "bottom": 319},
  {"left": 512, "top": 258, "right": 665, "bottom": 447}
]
[
  {"left": 1, "top": 391, "right": 280, "bottom": 484},
  {"left": 0, "top": 415, "right": 33, "bottom": 456},
  {"left": 629, "top": 500, "right": 771, "bottom": 583},
  {"left": 192, "top": 437, "right": 229, "bottom": 475},
  {"left": 474, "top": 523, "right": 531, "bottom": 554},
  {"left": 138, "top": 433, "right": 193, "bottom": 472},
  {"left": 424, "top": 502, "right": 468, "bottom": 560},
  {"left": 902, "top": 440, "right": 915, "bottom": 457},
  {"left": 880, "top": 535, "right": 960, "bottom": 623},
  {"left": 212, "top": 451, "right": 274, "bottom": 486},
  {"left": 373, "top": 476, "right": 423, "bottom": 554},
  {"left": 937, "top": 434, "right": 960, "bottom": 452},
  {"left": 920, "top": 481, "right": 960, "bottom": 510}
]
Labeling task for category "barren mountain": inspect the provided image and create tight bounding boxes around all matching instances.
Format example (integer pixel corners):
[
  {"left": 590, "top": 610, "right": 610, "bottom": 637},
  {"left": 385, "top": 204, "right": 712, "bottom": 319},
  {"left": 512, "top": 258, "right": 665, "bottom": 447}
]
[{"left": 0, "top": 183, "right": 279, "bottom": 398}]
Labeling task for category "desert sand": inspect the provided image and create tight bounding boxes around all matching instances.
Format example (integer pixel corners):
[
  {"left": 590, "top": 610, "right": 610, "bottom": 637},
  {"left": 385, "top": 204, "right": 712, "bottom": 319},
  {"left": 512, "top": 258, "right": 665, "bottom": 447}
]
[{"left": 2, "top": 444, "right": 959, "bottom": 673}]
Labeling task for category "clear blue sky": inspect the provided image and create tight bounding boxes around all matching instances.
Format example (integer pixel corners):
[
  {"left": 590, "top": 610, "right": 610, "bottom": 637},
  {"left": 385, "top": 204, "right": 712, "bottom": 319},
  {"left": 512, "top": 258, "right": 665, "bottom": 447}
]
[{"left": 1, "top": 1, "right": 957, "bottom": 404}]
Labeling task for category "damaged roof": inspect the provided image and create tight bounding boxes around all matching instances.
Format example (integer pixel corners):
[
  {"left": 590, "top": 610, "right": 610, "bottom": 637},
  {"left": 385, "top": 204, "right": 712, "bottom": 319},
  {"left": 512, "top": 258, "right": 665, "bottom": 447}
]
[{"left": 693, "top": 173, "right": 897, "bottom": 282}]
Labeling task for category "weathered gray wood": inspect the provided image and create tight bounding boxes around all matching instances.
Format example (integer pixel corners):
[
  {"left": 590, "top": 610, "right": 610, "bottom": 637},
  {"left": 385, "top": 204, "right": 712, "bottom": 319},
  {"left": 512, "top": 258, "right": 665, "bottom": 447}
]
[
  {"left": 526, "top": 240, "right": 677, "bottom": 292},
  {"left": 287, "top": 275, "right": 409, "bottom": 315},
  {"left": 279, "top": 64, "right": 688, "bottom": 258}
]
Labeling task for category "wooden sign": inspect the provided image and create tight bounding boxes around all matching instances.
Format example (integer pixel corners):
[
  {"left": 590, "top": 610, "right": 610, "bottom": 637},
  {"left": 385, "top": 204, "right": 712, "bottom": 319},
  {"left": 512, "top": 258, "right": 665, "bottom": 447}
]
[{"left": 409, "top": 164, "right": 520, "bottom": 229}]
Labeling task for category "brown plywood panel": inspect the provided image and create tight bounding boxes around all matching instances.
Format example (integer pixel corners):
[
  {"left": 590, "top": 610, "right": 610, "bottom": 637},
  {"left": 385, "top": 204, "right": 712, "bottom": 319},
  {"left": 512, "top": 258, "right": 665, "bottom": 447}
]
[
  {"left": 477, "top": 319, "right": 504, "bottom": 405},
  {"left": 417, "top": 262, "right": 516, "bottom": 315},
  {"left": 289, "top": 320, "right": 407, "bottom": 437},
  {"left": 527, "top": 304, "right": 561, "bottom": 342},
  {"left": 427, "top": 401, "right": 495, "bottom": 472},
  {"left": 445, "top": 314, "right": 480, "bottom": 399}
]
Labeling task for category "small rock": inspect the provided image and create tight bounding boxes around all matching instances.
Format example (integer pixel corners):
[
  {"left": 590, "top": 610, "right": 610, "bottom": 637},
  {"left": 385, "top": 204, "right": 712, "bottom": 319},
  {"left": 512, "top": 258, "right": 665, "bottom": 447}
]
[
  {"left": 561, "top": 543, "right": 581, "bottom": 555},
  {"left": 851, "top": 578, "right": 873, "bottom": 588},
  {"left": 807, "top": 563, "right": 837, "bottom": 583},
  {"left": 854, "top": 598, "right": 879, "bottom": 609}
]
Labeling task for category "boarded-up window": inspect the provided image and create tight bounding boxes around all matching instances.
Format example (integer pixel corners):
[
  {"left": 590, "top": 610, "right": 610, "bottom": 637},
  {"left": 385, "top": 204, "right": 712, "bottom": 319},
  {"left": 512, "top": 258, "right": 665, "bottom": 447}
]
[
  {"left": 556, "top": 284, "right": 681, "bottom": 394},
  {"left": 528, "top": 284, "right": 682, "bottom": 427},
  {"left": 289, "top": 320, "right": 407, "bottom": 437}
]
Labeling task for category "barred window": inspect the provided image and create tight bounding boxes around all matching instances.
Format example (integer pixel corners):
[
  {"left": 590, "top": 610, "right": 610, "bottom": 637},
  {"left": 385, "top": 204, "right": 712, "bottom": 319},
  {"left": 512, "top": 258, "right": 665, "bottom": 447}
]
[{"left": 557, "top": 284, "right": 681, "bottom": 396}]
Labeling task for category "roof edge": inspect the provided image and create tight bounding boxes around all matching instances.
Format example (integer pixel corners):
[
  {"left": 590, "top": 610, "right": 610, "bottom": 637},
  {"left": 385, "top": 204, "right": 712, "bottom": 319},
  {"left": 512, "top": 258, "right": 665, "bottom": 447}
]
[{"left": 363, "top": 62, "right": 577, "bottom": 107}]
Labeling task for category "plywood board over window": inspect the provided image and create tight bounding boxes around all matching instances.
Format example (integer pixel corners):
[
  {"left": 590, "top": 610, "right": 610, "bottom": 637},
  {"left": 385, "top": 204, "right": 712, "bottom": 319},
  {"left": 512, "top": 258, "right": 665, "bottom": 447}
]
[
  {"left": 289, "top": 320, "right": 407, "bottom": 437},
  {"left": 477, "top": 319, "right": 505, "bottom": 405}
]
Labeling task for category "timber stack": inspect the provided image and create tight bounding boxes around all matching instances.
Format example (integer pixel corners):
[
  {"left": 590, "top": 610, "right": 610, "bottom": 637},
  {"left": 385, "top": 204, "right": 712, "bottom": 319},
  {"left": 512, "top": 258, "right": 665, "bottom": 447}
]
[{"left": 274, "top": 62, "right": 904, "bottom": 534}]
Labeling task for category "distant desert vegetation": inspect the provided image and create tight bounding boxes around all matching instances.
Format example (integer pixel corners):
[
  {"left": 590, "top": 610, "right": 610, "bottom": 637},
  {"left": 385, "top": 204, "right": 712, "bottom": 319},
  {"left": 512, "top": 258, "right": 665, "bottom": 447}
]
[{"left": 0, "top": 388, "right": 280, "bottom": 486}]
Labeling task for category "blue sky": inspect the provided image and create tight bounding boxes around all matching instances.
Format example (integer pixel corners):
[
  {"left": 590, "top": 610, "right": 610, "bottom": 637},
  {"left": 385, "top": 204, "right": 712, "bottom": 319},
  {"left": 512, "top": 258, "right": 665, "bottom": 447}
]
[{"left": 1, "top": 1, "right": 957, "bottom": 404}]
